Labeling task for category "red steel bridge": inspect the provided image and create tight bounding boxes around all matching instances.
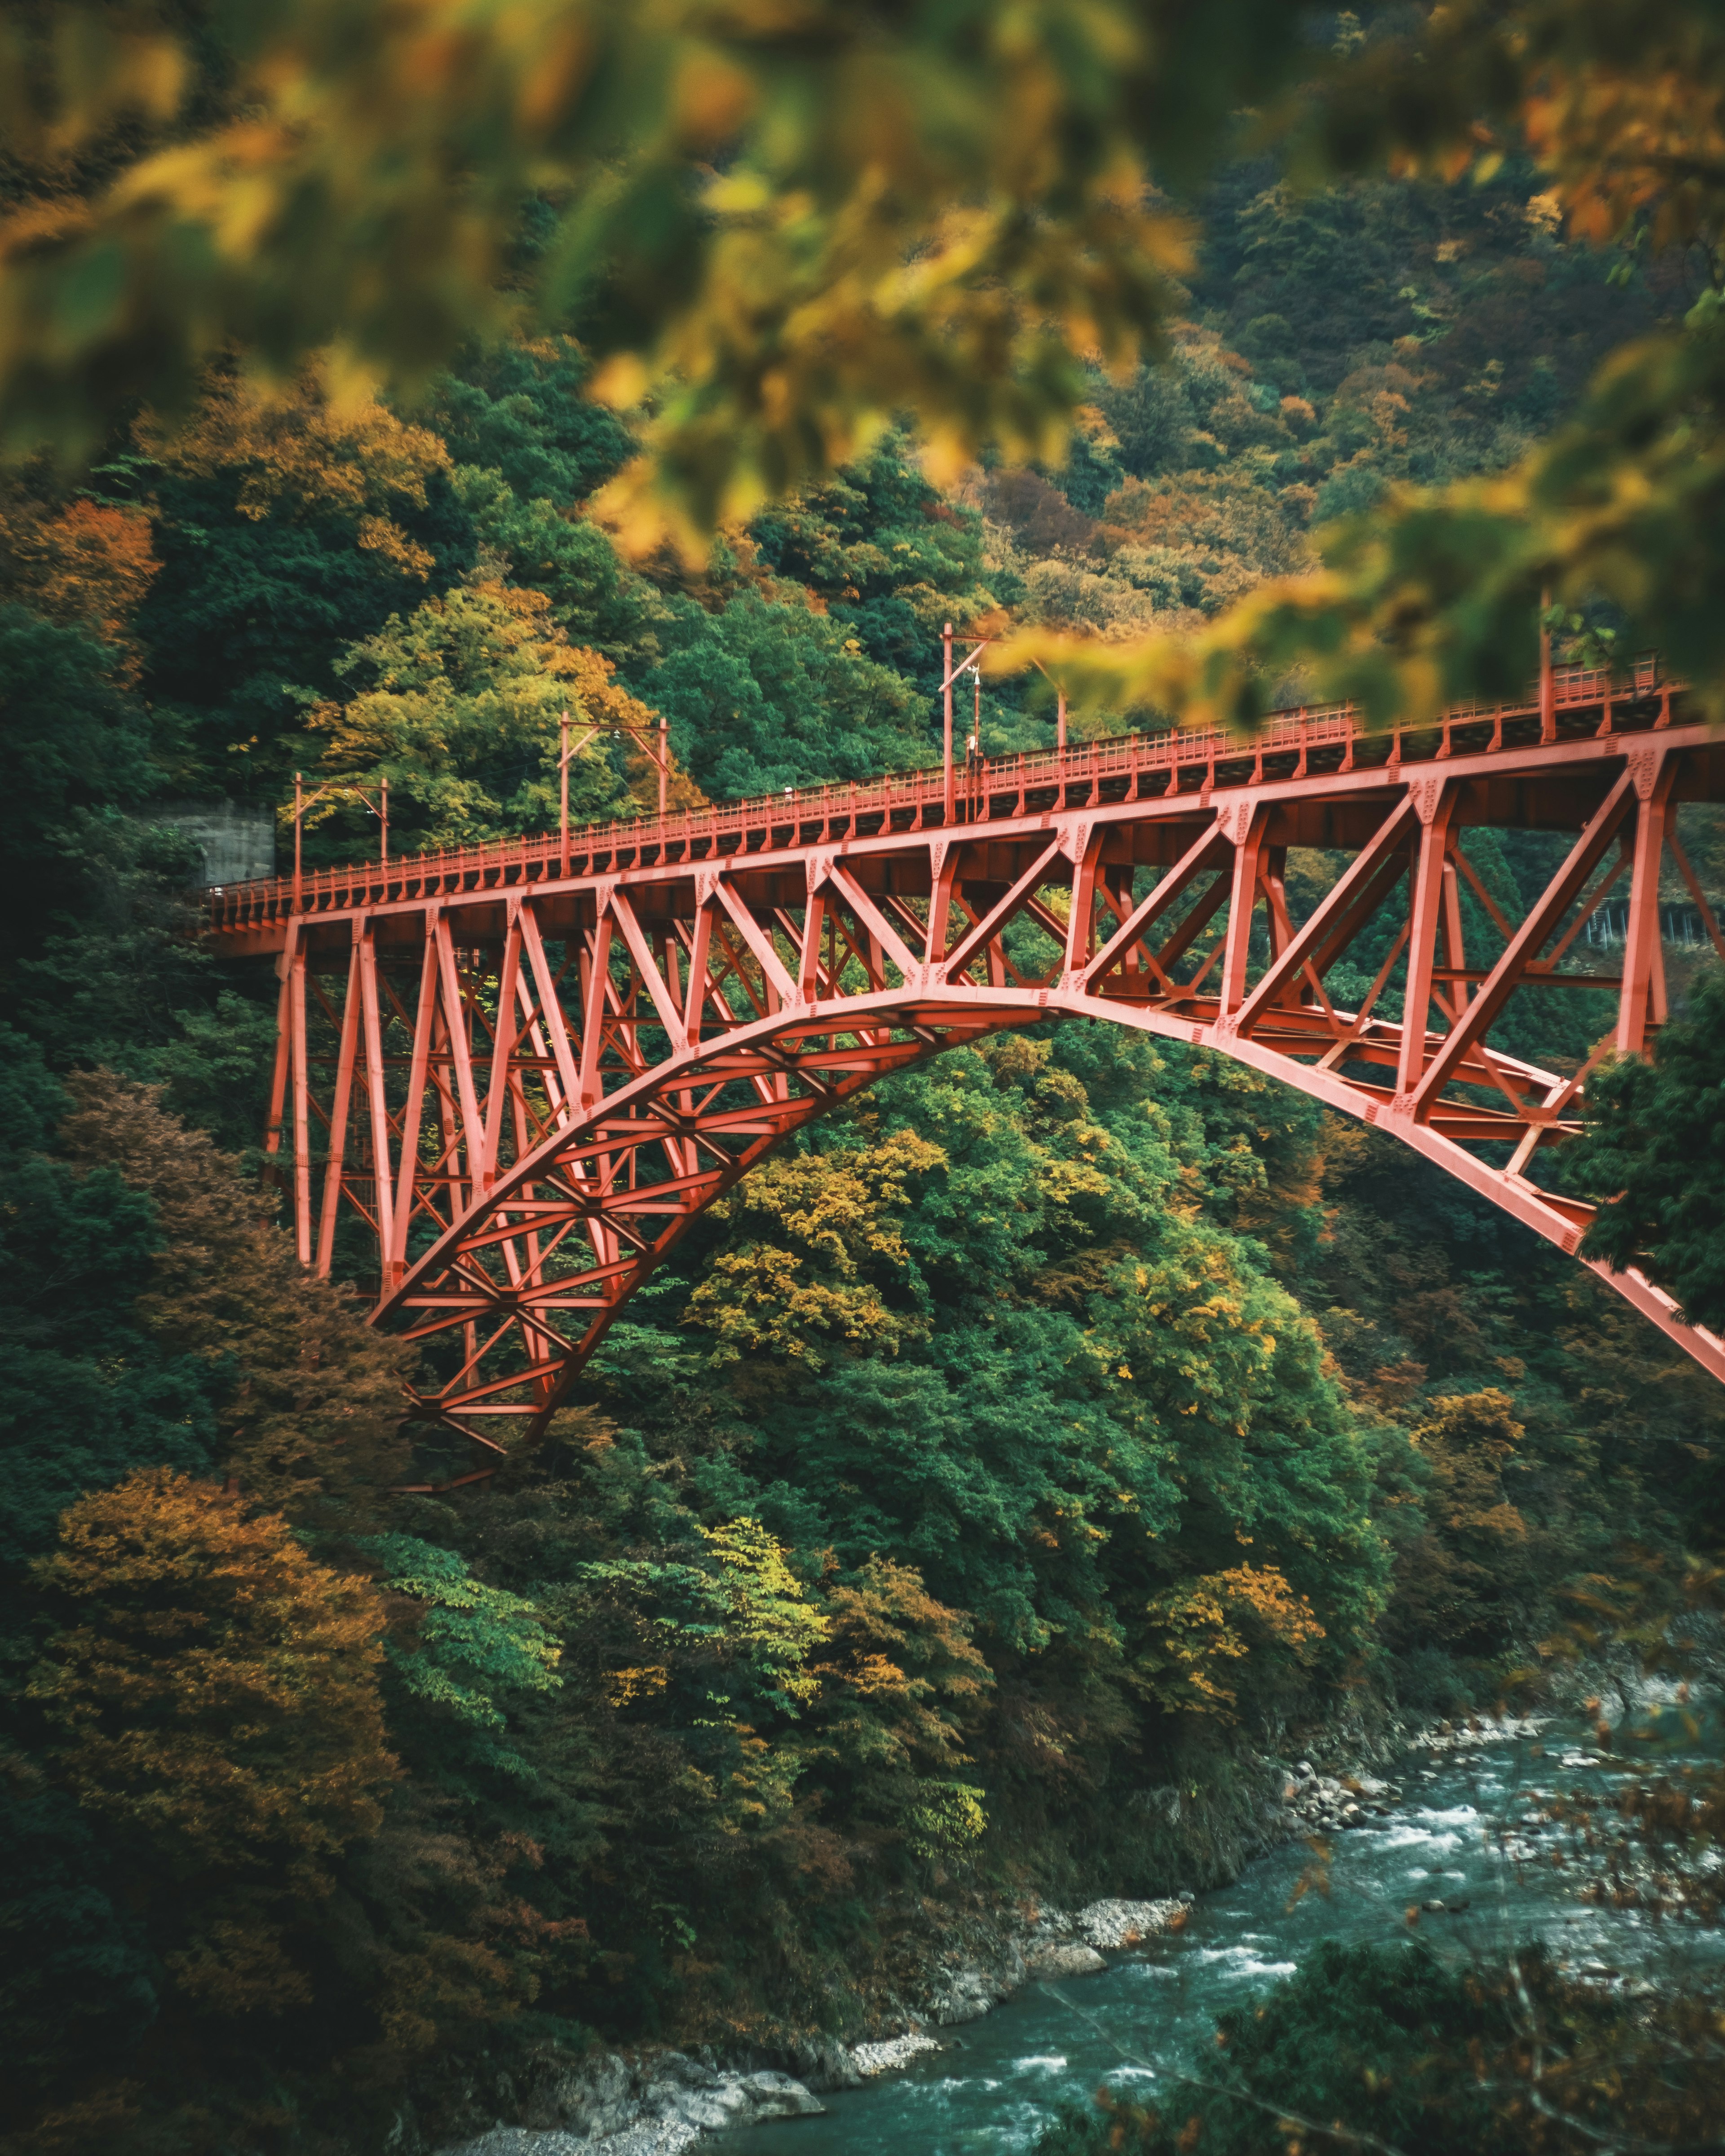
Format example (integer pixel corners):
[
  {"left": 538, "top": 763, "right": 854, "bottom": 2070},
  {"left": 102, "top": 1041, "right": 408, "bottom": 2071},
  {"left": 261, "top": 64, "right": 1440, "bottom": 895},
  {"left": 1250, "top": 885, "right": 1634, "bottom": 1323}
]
[{"left": 208, "top": 662, "right": 1725, "bottom": 1480}]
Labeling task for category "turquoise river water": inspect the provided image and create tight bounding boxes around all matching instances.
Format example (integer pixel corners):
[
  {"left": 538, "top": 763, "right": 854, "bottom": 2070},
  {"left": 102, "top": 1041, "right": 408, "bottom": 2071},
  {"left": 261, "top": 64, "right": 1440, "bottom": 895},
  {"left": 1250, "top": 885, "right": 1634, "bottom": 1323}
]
[{"left": 723, "top": 1717, "right": 1723, "bottom": 2156}]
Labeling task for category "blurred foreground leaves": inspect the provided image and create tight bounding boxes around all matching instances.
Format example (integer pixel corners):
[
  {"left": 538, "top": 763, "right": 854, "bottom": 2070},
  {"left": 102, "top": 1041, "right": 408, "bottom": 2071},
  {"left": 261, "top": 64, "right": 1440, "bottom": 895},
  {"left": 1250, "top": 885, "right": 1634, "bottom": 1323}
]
[{"left": 0, "top": 0, "right": 1318, "bottom": 541}]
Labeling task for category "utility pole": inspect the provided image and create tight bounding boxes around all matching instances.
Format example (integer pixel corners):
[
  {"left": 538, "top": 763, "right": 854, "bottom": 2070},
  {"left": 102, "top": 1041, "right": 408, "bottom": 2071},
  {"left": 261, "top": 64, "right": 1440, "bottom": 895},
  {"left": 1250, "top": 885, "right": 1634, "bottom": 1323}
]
[
  {"left": 558, "top": 704, "right": 679, "bottom": 871},
  {"left": 288, "top": 770, "right": 387, "bottom": 909},
  {"left": 940, "top": 622, "right": 995, "bottom": 822},
  {"left": 943, "top": 621, "right": 954, "bottom": 817},
  {"left": 560, "top": 710, "right": 571, "bottom": 876},
  {"left": 1539, "top": 589, "right": 1556, "bottom": 744},
  {"left": 971, "top": 671, "right": 982, "bottom": 821},
  {"left": 1027, "top": 658, "right": 1070, "bottom": 754}
]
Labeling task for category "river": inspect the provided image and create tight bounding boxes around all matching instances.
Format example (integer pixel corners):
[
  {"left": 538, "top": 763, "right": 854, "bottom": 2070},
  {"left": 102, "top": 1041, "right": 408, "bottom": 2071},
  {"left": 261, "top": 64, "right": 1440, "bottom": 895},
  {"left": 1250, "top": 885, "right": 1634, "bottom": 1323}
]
[{"left": 722, "top": 1716, "right": 1723, "bottom": 2156}]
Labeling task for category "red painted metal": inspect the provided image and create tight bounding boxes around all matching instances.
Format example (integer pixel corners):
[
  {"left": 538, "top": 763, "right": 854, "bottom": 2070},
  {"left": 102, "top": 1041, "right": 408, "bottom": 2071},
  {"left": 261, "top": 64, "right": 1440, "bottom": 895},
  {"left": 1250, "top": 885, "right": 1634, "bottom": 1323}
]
[{"left": 210, "top": 663, "right": 1725, "bottom": 1476}]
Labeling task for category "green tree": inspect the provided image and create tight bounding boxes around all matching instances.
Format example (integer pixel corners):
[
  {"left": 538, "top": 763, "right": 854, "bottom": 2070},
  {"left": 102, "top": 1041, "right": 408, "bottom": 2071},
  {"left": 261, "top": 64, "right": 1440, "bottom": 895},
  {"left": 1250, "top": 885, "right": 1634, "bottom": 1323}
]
[
  {"left": 454, "top": 463, "right": 669, "bottom": 668},
  {"left": 0, "top": 605, "right": 155, "bottom": 981},
  {"left": 422, "top": 336, "right": 636, "bottom": 505},
  {"left": 364, "top": 1533, "right": 563, "bottom": 1732},
  {"left": 0, "top": 1034, "right": 222, "bottom": 1569},
  {"left": 748, "top": 432, "right": 1009, "bottom": 702},
  {"left": 112, "top": 374, "right": 476, "bottom": 797},
  {"left": 1566, "top": 962, "right": 1725, "bottom": 1332},
  {"left": 56, "top": 1070, "right": 413, "bottom": 1521},
  {"left": 648, "top": 589, "right": 931, "bottom": 797}
]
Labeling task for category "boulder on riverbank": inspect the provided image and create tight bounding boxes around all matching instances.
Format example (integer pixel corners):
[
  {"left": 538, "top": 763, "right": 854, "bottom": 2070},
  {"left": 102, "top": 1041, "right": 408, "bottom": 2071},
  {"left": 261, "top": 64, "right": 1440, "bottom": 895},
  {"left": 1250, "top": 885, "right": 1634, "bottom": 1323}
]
[
  {"left": 850, "top": 2032, "right": 944, "bottom": 2076},
  {"left": 1073, "top": 1897, "right": 1190, "bottom": 1949},
  {"left": 1278, "top": 1763, "right": 1401, "bottom": 1834},
  {"left": 1025, "top": 1940, "right": 1108, "bottom": 1979},
  {"left": 435, "top": 2058, "right": 824, "bottom": 2156}
]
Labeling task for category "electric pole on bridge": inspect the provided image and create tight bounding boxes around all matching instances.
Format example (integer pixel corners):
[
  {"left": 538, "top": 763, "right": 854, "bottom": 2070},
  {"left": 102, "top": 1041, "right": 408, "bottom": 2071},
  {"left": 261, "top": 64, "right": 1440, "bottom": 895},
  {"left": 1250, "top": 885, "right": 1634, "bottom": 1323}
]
[
  {"left": 558, "top": 706, "right": 677, "bottom": 878},
  {"left": 940, "top": 621, "right": 996, "bottom": 819},
  {"left": 288, "top": 771, "right": 387, "bottom": 910}
]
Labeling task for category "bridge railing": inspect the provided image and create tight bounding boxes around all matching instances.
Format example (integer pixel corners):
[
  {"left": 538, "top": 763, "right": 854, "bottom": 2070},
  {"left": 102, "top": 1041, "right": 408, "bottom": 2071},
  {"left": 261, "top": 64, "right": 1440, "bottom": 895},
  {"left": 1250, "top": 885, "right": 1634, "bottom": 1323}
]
[{"left": 204, "top": 656, "right": 1666, "bottom": 932}]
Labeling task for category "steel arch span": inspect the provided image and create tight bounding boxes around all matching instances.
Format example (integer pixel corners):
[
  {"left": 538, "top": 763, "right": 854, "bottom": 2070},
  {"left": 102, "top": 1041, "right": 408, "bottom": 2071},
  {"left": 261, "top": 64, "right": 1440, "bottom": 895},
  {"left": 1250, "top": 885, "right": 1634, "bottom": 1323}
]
[{"left": 209, "top": 667, "right": 1725, "bottom": 1478}]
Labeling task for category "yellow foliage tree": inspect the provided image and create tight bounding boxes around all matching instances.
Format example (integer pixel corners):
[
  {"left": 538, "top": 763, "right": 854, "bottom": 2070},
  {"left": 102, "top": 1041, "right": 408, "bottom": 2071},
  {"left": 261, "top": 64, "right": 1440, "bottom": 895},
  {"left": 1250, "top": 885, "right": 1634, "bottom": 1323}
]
[
  {"left": 4, "top": 2, "right": 1725, "bottom": 698},
  {"left": 808, "top": 1553, "right": 992, "bottom": 1859},
  {"left": 699, "top": 1516, "right": 830, "bottom": 1713},
  {"left": 996, "top": 2, "right": 1725, "bottom": 726},
  {"left": 0, "top": 2, "right": 1322, "bottom": 538},
  {"left": 686, "top": 1129, "right": 946, "bottom": 1369},
  {"left": 28, "top": 1467, "right": 397, "bottom": 2013},
  {"left": 1137, "top": 1563, "right": 1325, "bottom": 1718},
  {"left": 141, "top": 368, "right": 453, "bottom": 578}
]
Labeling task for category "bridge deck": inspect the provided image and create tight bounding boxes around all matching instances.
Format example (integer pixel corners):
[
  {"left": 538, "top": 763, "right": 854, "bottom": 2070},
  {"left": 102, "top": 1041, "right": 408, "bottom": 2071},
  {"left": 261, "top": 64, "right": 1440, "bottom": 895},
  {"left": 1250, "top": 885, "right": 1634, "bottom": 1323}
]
[{"left": 208, "top": 661, "right": 1702, "bottom": 950}]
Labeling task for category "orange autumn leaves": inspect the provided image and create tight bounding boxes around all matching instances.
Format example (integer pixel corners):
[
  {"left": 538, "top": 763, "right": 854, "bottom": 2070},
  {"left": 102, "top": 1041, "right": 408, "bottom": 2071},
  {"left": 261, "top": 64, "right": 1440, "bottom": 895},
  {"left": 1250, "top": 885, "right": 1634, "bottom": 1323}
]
[
  {"left": 139, "top": 370, "right": 452, "bottom": 580},
  {"left": 0, "top": 489, "right": 156, "bottom": 680},
  {"left": 29, "top": 1467, "right": 396, "bottom": 2014}
]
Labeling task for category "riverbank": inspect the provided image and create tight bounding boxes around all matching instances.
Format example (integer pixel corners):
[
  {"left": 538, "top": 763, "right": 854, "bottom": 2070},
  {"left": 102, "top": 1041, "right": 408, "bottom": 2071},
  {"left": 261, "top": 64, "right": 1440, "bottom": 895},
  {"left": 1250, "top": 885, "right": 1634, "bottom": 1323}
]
[
  {"left": 429, "top": 1899, "right": 1195, "bottom": 2156},
  {"left": 425, "top": 1707, "right": 1509, "bottom": 2156}
]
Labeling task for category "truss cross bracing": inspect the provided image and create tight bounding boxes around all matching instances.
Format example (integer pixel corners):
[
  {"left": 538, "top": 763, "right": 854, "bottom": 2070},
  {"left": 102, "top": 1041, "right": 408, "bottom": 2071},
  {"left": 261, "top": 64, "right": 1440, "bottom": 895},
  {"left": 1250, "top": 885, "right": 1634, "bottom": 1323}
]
[{"left": 207, "top": 665, "right": 1725, "bottom": 1476}]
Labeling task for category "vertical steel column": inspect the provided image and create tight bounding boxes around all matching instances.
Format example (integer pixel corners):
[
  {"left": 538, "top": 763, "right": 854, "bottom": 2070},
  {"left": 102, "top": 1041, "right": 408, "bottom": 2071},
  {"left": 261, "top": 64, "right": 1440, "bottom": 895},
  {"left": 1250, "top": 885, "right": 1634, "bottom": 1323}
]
[
  {"left": 1395, "top": 786, "right": 1457, "bottom": 1099},
  {"left": 682, "top": 896, "right": 715, "bottom": 1043},
  {"left": 356, "top": 920, "right": 394, "bottom": 1263},
  {"left": 433, "top": 912, "right": 488, "bottom": 1195},
  {"left": 925, "top": 839, "right": 960, "bottom": 971},
  {"left": 289, "top": 928, "right": 312, "bottom": 1267},
  {"left": 1063, "top": 831, "right": 1105, "bottom": 976},
  {"left": 264, "top": 913, "right": 301, "bottom": 1172},
  {"left": 1261, "top": 846, "right": 1291, "bottom": 960},
  {"left": 1439, "top": 859, "right": 1468, "bottom": 1019},
  {"left": 387, "top": 920, "right": 441, "bottom": 1292},
  {"left": 518, "top": 900, "right": 582, "bottom": 1113},
  {"left": 799, "top": 878, "right": 830, "bottom": 1002},
  {"left": 1217, "top": 805, "right": 1271, "bottom": 1017},
  {"left": 1617, "top": 751, "right": 1676, "bottom": 1054},
  {"left": 314, "top": 923, "right": 364, "bottom": 1277},
  {"left": 480, "top": 900, "right": 526, "bottom": 1193},
  {"left": 578, "top": 897, "right": 614, "bottom": 1111}
]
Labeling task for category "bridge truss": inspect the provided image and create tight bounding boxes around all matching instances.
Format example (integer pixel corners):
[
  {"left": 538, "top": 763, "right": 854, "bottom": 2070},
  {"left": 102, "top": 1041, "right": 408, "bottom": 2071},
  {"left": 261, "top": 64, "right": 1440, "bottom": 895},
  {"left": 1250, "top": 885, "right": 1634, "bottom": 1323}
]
[{"left": 209, "top": 668, "right": 1725, "bottom": 1478}]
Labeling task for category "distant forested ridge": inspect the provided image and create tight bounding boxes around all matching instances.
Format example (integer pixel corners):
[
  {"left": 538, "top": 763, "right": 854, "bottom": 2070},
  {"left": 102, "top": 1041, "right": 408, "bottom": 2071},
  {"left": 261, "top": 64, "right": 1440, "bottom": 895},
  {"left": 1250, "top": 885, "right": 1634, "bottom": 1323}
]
[{"left": 1, "top": 103, "right": 1721, "bottom": 2156}]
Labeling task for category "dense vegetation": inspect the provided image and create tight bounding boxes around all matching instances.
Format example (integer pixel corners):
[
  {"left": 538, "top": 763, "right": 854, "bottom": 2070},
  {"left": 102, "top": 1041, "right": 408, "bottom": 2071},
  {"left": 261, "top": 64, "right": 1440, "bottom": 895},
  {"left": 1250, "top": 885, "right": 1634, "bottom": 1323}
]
[{"left": 2, "top": 10, "right": 1724, "bottom": 2156}]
